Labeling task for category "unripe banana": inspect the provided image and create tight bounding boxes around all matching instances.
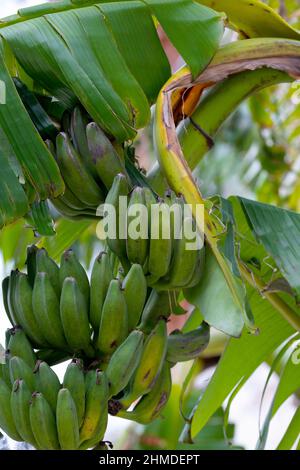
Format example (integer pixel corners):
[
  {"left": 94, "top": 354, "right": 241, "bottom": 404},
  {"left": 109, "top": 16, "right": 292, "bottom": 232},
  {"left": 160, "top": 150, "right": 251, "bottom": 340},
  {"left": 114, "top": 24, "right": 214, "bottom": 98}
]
[
  {"left": 106, "top": 330, "right": 144, "bottom": 398},
  {"left": 63, "top": 359, "right": 85, "bottom": 427},
  {"left": 90, "top": 252, "right": 113, "bottom": 334},
  {"left": 148, "top": 199, "right": 173, "bottom": 280},
  {"left": 60, "top": 277, "right": 94, "bottom": 357},
  {"left": 96, "top": 279, "right": 128, "bottom": 357},
  {"left": 122, "top": 264, "right": 147, "bottom": 331},
  {"left": 7, "top": 270, "right": 20, "bottom": 325},
  {"left": 13, "top": 271, "right": 48, "bottom": 348},
  {"left": 119, "top": 362, "right": 172, "bottom": 424},
  {"left": 120, "top": 319, "right": 168, "bottom": 408},
  {"left": 87, "top": 122, "right": 126, "bottom": 190},
  {"left": 139, "top": 290, "right": 173, "bottom": 334},
  {"left": 26, "top": 245, "right": 38, "bottom": 288},
  {"left": 11, "top": 379, "right": 37, "bottom": 446},
  {"left": 2, "top": 276, "right": 14, "bottom": 326},
  {"left": 60, "top": 249, "right": 90, "bottom": 304},
  {"left": 8, "top": 327, "right": 36, "bottom": 369},
  {"left": 1, "top": 351, "right": 11, "bottom": 387},
  {"left": 32, "top": 272, "right": 67, "bottom": 350},
  {"left": 79, "top": 370, "right": 109, "bottom": 446},
  {"left": 0, "top": 378, "right": 22, "bottom": 441},
  {"left": 34, "top": 361, "right": 61, "bottom": 412},
  {"left": 70, "top": 105, "right": 98, "bottom": 179},
  {"left": 9, "top": 356, "right": 36, "bottom": 392},
  {"left": 35, "top": 248, "right": 60, "bottom": 298},
  {"left": 56, "top": 388, "right": 80, "bottom": 450},
  {"left": 159, "top": 217, "right": 201, "bottom": 289},
  {"left": 105, "top": 173, "right": 129, "bottom": 261},
  {"left": 126, "top": 187, "right": 148, "bottom": 266},
  {"left": 186, "top": 243, "right": 205, "bottom": 288},
  {"left": 30, "top": 392, "right": 60, "bottom": 450},
  {"left": 56, "top": 132, "right": 104, "bottom": 207},
  {"left": 166, "top": 323, "right": 210, "bottom": 363}
]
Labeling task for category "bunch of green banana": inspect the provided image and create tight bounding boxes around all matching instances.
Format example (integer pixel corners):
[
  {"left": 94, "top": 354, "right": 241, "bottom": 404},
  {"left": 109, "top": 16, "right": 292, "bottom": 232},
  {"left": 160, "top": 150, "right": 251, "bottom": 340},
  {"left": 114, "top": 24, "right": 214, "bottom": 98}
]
[
  {"left": 104, "top": 179, "right": 206, "bottom": 290},
  {"left": 3, "top": 246, "right": 95, "bottom": 357},
  {"left": 46, "top": 106, "right": 130, "bottom": 219},
  {"left": 1, "top": 352, "right": 111, "bottom": 450}
]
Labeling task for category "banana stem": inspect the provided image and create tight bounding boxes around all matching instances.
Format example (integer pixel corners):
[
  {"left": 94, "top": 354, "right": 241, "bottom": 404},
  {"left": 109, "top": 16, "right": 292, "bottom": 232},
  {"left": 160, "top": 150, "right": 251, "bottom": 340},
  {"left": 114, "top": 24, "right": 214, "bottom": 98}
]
[{"left": 239, "top": 263, "right": 300, "bottom": 332}]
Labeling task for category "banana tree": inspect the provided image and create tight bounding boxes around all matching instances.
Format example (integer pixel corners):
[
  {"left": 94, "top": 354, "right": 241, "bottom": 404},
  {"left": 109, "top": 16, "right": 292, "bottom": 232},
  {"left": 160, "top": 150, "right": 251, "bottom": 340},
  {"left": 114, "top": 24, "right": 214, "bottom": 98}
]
[{"left": 0, "top": 0, "right": 300, "bottom": 451}]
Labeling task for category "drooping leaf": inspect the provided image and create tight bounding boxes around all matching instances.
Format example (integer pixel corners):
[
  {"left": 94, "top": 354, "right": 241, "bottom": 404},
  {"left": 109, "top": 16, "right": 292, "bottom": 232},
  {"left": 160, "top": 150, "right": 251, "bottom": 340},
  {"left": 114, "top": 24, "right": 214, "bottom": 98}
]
[
  {"left": 184, "top": 246, "right": 244, "bottom": 337},
  {"left": 277, "top": 407, "right": 300, "bottom": 450},
  {"left": 240, "top": 197, "right": 300, "bottom": 300},
  {"left": 189, "top": 287, "right": 295, "bottom": 439},
  {"left": 38, "top": 218, "right": 92, "bottom": 261}
]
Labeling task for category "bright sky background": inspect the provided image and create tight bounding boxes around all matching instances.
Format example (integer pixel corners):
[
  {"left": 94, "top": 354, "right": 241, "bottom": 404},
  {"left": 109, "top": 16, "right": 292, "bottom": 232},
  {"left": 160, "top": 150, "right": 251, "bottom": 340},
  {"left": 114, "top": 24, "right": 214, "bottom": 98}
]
[{"left": 0, "top": 0, "right": 297, "bottom": 451}]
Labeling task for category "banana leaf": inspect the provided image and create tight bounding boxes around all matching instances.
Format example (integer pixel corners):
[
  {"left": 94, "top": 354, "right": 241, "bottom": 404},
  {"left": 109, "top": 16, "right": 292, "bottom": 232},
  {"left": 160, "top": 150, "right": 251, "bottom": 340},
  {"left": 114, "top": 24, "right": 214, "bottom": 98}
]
[{"left": 0, "top": 0, "right": 223, "bottom": 228}]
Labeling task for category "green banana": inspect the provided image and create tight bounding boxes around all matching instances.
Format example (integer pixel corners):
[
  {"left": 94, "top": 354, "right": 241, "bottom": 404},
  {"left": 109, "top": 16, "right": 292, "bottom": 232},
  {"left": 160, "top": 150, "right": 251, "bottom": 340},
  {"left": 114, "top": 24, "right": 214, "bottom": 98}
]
[
  {"left": 60, "top": 277, "right": 94, "bottom": 357},
  {"left": 139, "top": 290, "right": 173, "bottom": 334},
  {"left": 120, "top": 319, "right": 168, "bottom": 408},
  {"left": 26, "top": 245, "right": 38, "bottom": 288},
  {"left": 32, "top": 272, "right": 67, "bottom": 350},
  {"left": 8, "top": 327, "right": 36, "bottom": 369},
  {"left": 35, "top": 248, "right": 60, "bottom": 297},
  {"left": 13, "top": 271, "right": 48, "bottom": 348},
  {"left": 96, "top": 279, "right": 128, "bottom": 357},
  {"left": 106, "top": 330, "right": 144, "bottom": 398},
  {"left": 166, "top": 323, "right": 210, "bottom": 363},
  {"left": 148, "top": 199, "right": 173, "bottom": 280},
  {"left": 11, "top": 379, "right": 37, "bottom": 446},
  {"left": 105, "top": 173, "right": 129, "bottom": 261},
  {"left": 9, "top": 356, "right": 36, "bottom": 392},
  {"left": 59, "top": 249, "right": 90, "bottom": 304},
  {"left": 56, "top": 132, "right": 104, "bottom": 207},
  {"left": 1, "top": 351, "right": 11, "bottom": 388},
  {"left": 63, "top": 359, "right": 85, "bottom": 427},
  {"left": 70, "top": 105, "right": 98, "bottom": 179},
  {"left": 30, "top": 392, "right": 60, "bottom": 450},
  {"left": 119, "top": 362, "right": 172, "bottom": 424},
  {"left": 159, "top": 217, "right": 201, "bottom": 289},
  {"left": 186, "top": 243, "right": 205, "bottom": 288},
  {"left": 86, "top": 122, "right": 126, "bottom": 190},
  {"left": 79, "top": 369, "right": 109, "bottom": 447},
  {"left": 2, "top": 276, "right": 14, "bottom": 326},
  {"left": 7, "top": 270, "right": 20, "bottom": 325},
  {"left": 56, "top": 388, "right": 80, "bottom": 450},
  {"left": 58, "top": 185, "right": 94, "bottom": 212},
  {"left": 126, "top": 187, "right": 148, "bottom": 266},
  {"left": 34, "top": 361, "right": 61, "bottom": 412},
  {"left": 89, "top": 251, "right": 113, "bottom": 334},
  {"left": 0, "top": 378, "right": 22, "bottom": 441},
  {"left": 122, "top": 264, "right": 147, "bottom": 331}
]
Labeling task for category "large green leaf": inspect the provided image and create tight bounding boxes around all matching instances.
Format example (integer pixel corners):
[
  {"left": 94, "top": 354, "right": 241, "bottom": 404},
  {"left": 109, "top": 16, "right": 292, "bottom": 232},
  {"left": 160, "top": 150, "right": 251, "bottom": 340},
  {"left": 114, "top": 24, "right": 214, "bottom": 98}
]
[
  {"left": 240, "top": 197, "right": 300, "bottom": 300},
  {"left": 184, "top": 246, "right": 244, "bottom": 337},
  {"left": 0, "top": 0, "right": 223, "bottom": 139},
  {"left": 277, "top": 407, "right": 300, "bottom": 450},
  {"left": 188, "top": 198, "right": 298, "bottom": 439},
  {"left": 189, "top": 286, "right": 295, "bottom": 439},
  {"left": 0, "top": 40, "right": 64, "bottom": 200}
]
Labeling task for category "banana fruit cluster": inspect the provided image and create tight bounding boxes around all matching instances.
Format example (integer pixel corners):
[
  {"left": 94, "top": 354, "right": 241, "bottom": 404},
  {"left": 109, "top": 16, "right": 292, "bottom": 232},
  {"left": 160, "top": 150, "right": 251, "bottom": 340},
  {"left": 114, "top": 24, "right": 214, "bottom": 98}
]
[
  {"left": 47, "top": 106, "right": 129, "bottom": 219},
  {"left": 105, "top": 176, "right": 206, "bottom": 290},
  {"left": 1, "top": 245, "right": 210, "bottom": 449},
  {"left": 0, "top": 332, "right": 108, "bottom": 450}
]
